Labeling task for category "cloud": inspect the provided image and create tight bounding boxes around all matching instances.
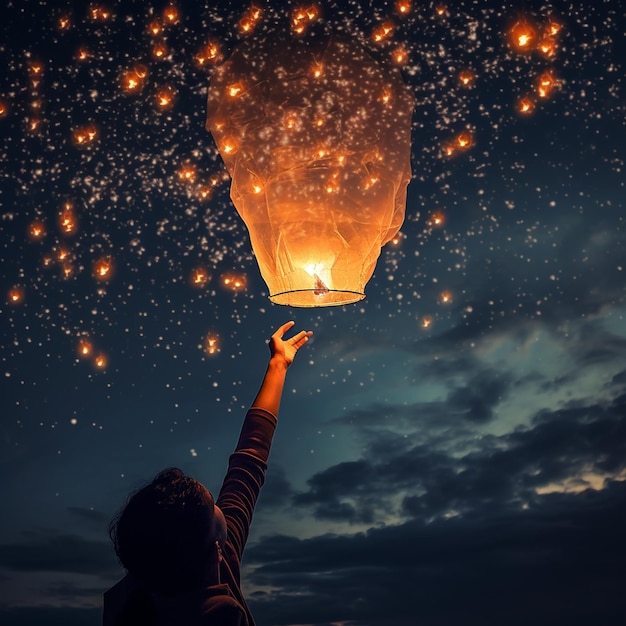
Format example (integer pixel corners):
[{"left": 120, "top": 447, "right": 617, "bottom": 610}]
[
  {"left": 292, "top": 391, "right": 626, "bottom": 525},
  {"left": 0, "top": 529, "right": 119, "bottom": 576},
  {"left": 0, "top": 606, "right": 100, "bottom": 626},
  {"left": 246, "top": 481, "right": 626, "bottom": 625}
]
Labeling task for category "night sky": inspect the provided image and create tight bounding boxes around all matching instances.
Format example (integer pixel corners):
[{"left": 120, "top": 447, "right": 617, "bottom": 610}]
[{"left": 1, "top": 1, "right": 625, "bottom": 625}]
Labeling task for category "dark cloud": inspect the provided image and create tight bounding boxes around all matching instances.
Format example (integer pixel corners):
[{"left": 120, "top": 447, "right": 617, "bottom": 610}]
[
  {"left": 293, "top": 392, "right": 626, "bottom": 524},
  {"left": 0, "top": 529, "right": 119, "bottom": 576},
  {"left": 445, "top": 367, "right": 511, "bottom": 422},
  {"left": 246, "top": 482, "right": 626, "bottom": 625},
  {"left": 0, "top": 606, "right": 100, "bottom": 626}
]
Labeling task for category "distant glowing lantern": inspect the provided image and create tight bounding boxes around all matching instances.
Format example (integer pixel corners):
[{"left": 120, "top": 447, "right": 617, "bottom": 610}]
[
  {"left": 28, "top": 220, "right": 46, "bottom": 240},
  {"left": 8, "top": 286, "right": 24, "bottom": 305},
  {"left": 508, "top": 18, "right": 536, "bottom": 52},
  {"left": 93, "top": 256, "right": 113, "bottom": 281},
  {"left": 207, "top": 34, "right": 414, "bottom": 306},
  {"left": 78, "top": 339, "right": 92, "bottom": 357},
  {"left": 458, "top": 69, "right": 475, "bottom": 87},
  {"left": 517, "top": 95, "right": 535, "bottom": 115}
]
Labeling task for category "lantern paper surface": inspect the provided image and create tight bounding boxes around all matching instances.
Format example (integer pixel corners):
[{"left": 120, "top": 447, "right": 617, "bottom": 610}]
[{"left": 207, "top": 34, "right": 414, "bottom": 307}]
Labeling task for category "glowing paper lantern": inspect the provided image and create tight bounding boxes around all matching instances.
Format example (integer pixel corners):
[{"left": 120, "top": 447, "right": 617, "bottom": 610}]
[{"left": 207, "top": 34, "right": 414, "bottom": 306}]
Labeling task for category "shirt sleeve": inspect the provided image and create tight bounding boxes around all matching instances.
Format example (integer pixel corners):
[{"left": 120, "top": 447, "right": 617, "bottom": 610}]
[{"left": 215, "top": 407, "right": 277, "bottom": 560}]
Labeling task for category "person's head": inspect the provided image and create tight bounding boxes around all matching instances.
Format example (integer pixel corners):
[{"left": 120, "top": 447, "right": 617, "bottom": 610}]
[{"left": 109, "top": 467, "right": 226, "bottom": 595}]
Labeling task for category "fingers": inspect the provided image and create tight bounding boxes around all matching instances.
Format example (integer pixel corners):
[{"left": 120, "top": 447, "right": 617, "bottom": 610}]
[
  {"left": 289, "top": 330, "right": 313, "bottom": 351},
  {"left": 273, "top": 320, "right": 296, "bottom": 339}
]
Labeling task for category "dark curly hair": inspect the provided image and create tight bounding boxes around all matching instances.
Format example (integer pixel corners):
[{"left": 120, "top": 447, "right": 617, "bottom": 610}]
[{"left": 109, "top": 467, "right": 216, "bottom": 596}]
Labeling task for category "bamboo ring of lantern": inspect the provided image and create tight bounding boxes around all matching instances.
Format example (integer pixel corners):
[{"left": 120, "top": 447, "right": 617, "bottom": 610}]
[{"left": 207, "top": 34, "right": 414, "bottom": 307}]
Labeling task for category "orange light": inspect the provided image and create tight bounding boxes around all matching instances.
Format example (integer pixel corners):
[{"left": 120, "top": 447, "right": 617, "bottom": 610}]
[
  {"left": 76, "top": 47, "right": 90, "bottom": 61},
  {"left": 94, "top": 353, "right": 108, "bottom": 369},
  {"left": 177, "top": 163, "right": 197, "bottom": 183},
  {"left": 72, "top": 124, "right": 98, "bottom": 146},
  {"left": 222, "top": 272, "right": 247, "bottom": 291},
  {"left": 455, "top": 131, "right": 474, "bottom": 150},
  {"left": 395, "top": 0, "right": 412, "bottom": 16},
  {"left": 508, "top": 18, "right": 536, "bottom": 52},
  {"left": 195, "top": 41, "right": 222, "bottom": 67},
  {"left": 155, "top": 86, "right": 175, "bottom": 109},
  {"left": 227, "top": 82, "right": 244, "bottom": 98},
  {"left": 434, "top": 4, "right": 448, "bottom": 17},
  {"left": 163, "top": 4, "right": 179, "bottom": 24},
  {"left": 59, "top": 204, "right": 77, "bottom": 235},
  {"left": 429, "top": 211, "right": 445, "bottom": 227},
  {"left": 191, "top": 267, "right": 210, "bottom": 287},
  {"left": 148, "top": 20, "right": 162, "bottom": 36},
  {"left": 56, "top": 246, "right": 71, "bottom": 262},
  {"left": 78, "top": 339, "right": 92, "bottom": 357},
  {"left": 441, "top": 141, "right": 456, "bottom": 158},
  {"left": 28, "top": 220, "right": 46, "bottom": 240},
  {"left": 204, "top": 333, "right": 220, "bottom": 355},
  {"left": 7, "top": 287, "right": 24, "bottom": 304},
  {"left": 311, "top": 61, "right": 324, "bottom": 78},
  {"left": 28, "top": 61, "right": 44, "bottom": 76},
  {"left": 89, "top": 5, "right": 111, "bottom": 21},
  {"left": 197, "top": 185, "right": 212, "bottom": 201},
  {"left": 121, "top": 71, "right": 142, "bottom": 92},
  {"left": 291, "top": 4, "right": 320, "bottom": 35},
  {"left": 458, "top": 69, "right": 475, "bottom": 87},
  {"left": 221, "top": 137, "right": 239, "bottom": 155},
  {"left": 517, "top": 96, "right": 535, "bottom": 115},
  {"left": 152, "top": 42, "right": 168, "bottom": 59},
  {"left": 238, "top": 5, "right": 263, "bottom": 34},
  {"left": 372, "top": 21, "right": 394, "bottom": 44},
  {"left": 545, "top": 16, "right": 562, "bottom": 37},
  {"left": 61, "top": 262, "right": 74, "bottom": 279},
  {"left": 58, "top": 14, "right": 72, "bottom": 30},
  {"left": 93, "top": 256, "right": 113, "bottom": 281},
  {"left": 537, "top": 37, "right": 557, "bottom": 58},
  {"left": 421, "top": 316, "right": 432, "bottom": 329},
  {"left": 439, "top": 291, "right": 452, "bottom": 304},
  {"left": 392, "top": 46, "right": 408, "bottom": 65},
  {"left": 0, "top": 99, "right": 8, "bottom": 117},
  {"left": 536, "top": 70, "right": 557, "bottom": 98}
]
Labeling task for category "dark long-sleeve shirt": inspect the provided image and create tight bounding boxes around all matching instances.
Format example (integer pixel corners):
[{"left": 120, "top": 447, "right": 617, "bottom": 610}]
[{"left": 103, "top": 407, "right": 277, "bottom": 626}]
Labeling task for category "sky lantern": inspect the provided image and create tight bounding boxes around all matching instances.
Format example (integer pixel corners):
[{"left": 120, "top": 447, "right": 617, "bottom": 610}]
[
  {"left": 93, "top": 256, "right": 113, "bottom": 281},
  {"left": 517, "top": 95, "right": 535, "bottom": 115},
  {"left": 207, "top": 34, "right": 414, "bottom": 306},
  {"left": 508, "top": 18, "right": 536, "bottom": 53},
  {"left": 7, "top": 286, "right": 24, "bottom": 305},
  {"left": 28, "top": 220, "right": 46, "bottom": 240}
]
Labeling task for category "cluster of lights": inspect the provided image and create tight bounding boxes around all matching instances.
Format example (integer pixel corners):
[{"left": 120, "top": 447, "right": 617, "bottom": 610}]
[
  {"left": 291, "top": 4, "right": 320, "bottom": 35},
  {"left": 72, "top": 124, "right": 98, "bottom": 146},
  {"left": 77, "top": 337, "right": 108, "bottom": 371},
  {"left": 508, "top": 15, "right": 563, "bottom": 115},
  {"left": 442, "top": 130, "right": 474, "bottom": 158},
  {"left": 89, "top": 5, "right": 112, "bottom": 22},
  {"left": 221, "top": 273, "right": 247, "bottom": 291},
  {"left": 237, "top": 4, "right": 263, "bottom": 35}
]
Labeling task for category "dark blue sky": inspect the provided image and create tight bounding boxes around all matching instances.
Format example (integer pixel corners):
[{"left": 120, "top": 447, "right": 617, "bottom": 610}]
[{"left": 1, "top": 1, "right": 625, "bottom": 624}]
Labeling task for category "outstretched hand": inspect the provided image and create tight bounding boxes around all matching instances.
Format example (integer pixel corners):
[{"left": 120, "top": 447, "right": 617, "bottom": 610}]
[{"left": 269, "top": 321, "right": 313, "bottom": 368}]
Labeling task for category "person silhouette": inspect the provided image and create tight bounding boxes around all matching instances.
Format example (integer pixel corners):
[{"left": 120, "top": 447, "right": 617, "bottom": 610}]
[{"left": 103, "top": 321, "right": 312, "bottom": 626}]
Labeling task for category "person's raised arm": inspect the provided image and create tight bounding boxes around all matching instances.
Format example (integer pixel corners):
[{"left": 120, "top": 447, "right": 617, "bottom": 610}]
[{"left": 251, "top": 320, "right": 312, "bottom": 417}]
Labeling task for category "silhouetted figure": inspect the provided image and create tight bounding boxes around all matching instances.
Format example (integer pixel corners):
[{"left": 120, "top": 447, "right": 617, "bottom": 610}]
[{"left": 103, "top": 322, "right": 312, "bottom": 626}]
